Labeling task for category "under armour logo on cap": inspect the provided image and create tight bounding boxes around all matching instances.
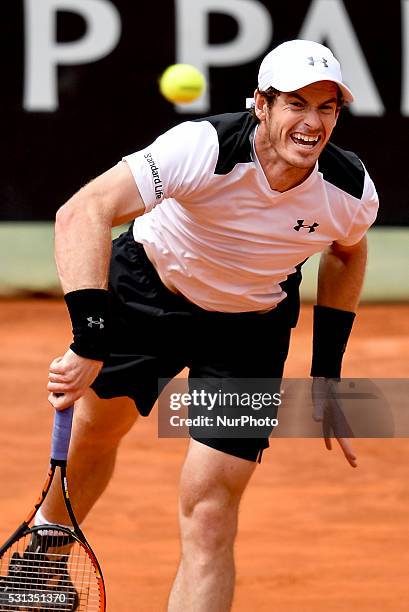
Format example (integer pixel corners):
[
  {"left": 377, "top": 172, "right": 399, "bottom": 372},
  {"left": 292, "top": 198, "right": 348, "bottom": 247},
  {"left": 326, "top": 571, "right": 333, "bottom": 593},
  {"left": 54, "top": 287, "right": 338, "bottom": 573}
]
[
  {"left": 294, "top": 220, "right": 320, "bottom": 233},
  {"left": 307, "top": 56, "right": 328, "bottom": 68},
  {"left": 257, "top": 40, "right": 354, "bottom": 103}
]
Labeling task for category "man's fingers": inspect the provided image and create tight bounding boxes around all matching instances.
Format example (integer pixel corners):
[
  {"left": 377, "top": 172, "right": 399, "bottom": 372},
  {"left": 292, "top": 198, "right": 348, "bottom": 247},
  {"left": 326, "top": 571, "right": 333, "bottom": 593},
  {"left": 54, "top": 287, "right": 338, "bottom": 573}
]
[
  {"left": 337, "top": 438, "right": 358, "bottom": 468},
  {"left": 47, "top": 380, "right": 74, "bottom": 394},
  {"left": 323, "top": 410, "right": 332, "bottom": 439},
  {"left": 328, "top": 398, "right": 355, "bottom": 438},
  {"left": 49, "top": 357, "right": 65, "bottom": 374},
  {"left": 48, "top": 372, "right": 70, "bottom": 383},
  {"left": 313, "top": 401, "right": 324, "bottom": 422},
  {"left": 315, "top": 379, "right": 357, "bottom": 466},
  {"left": 48, "top": 392, "right": 76, "bottom": 411},
  {"left": 324, "top": 435, "right": 357, "bottom": 467},
  {"left": 47, "top": 352, "right": 103, "bottom": 411}
]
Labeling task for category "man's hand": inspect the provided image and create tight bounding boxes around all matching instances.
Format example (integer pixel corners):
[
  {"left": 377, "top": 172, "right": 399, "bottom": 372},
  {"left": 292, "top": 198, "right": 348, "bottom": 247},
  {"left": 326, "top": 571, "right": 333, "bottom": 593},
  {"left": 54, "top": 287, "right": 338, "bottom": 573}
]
[
  {"left": 312, "top": 377, "right": 357, "bottom": 468},
  {"left": 47, "top": 349, "right": 103, "bottom": 410}
]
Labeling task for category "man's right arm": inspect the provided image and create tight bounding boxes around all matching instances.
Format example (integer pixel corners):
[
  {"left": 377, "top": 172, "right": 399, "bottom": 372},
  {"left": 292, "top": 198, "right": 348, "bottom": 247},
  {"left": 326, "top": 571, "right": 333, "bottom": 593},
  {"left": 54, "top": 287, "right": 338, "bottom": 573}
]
[
  {"left": 47, "top": 161, "right": 145, "bottom": 409},
  {"left": 55, "top": 161, "right": 145, "bottom": 293}
]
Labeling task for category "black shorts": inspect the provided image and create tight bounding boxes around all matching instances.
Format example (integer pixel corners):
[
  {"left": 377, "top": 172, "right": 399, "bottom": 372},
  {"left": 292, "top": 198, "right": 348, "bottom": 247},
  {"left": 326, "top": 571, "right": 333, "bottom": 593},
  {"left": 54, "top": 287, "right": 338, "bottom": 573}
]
[{"left": 91, "top": 226, "right": 301, "bottom": 462}]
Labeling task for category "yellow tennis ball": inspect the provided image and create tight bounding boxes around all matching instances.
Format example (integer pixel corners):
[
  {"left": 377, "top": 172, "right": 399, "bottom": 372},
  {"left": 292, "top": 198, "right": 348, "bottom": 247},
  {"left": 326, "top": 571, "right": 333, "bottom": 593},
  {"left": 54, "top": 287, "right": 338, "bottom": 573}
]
[{"left": 159, "top": 64, "right": 206, "bottom": 104}]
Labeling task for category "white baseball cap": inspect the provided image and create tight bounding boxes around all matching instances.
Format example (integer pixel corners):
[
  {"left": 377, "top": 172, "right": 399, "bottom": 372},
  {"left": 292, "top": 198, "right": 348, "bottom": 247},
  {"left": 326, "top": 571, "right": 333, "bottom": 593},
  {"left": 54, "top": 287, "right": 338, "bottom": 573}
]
[{"left": 258, "top": 39, "right": 354, "bottom": 103}]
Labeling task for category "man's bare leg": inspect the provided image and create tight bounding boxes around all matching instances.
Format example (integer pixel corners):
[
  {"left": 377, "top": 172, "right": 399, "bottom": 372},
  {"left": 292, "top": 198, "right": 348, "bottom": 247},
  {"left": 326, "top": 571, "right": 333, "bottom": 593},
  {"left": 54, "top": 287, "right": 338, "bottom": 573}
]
[
  {"left": 168, "top": 440, "right": 257, "bottom": 612},
  {"left": 41, "top": 389, "right": 137, "bottom": 524}
]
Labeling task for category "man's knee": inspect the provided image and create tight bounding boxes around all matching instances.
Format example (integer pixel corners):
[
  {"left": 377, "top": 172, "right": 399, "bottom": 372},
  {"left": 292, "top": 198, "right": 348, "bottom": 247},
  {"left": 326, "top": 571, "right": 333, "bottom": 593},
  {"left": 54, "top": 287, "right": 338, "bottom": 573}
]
[{"left": 180, "top": 493, "right": 239, "bottom": 556}]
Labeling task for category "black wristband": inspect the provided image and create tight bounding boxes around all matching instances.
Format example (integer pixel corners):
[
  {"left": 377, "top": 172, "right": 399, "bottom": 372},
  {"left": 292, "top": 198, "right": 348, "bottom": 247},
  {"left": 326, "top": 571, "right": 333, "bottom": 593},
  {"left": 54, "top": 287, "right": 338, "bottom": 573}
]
[
  {"left": 310, "top": 305, "right": 356, "bottom": 379},
  {"left": 64, "top": 289, "right": 111, "bottom": 361}
]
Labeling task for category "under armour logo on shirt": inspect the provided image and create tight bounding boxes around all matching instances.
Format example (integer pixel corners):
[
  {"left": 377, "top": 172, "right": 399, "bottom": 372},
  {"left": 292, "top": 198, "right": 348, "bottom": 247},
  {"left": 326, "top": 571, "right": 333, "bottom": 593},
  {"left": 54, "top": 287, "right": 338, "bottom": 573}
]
[
  {"left": 294, "top": 220, "right": 320, "bottom": 233},
  {"left": 307, "top": 56, "right": 328, "bottom": 68},
  {"left": 87, "top": 316, "right": 105, "bottom": 329}
]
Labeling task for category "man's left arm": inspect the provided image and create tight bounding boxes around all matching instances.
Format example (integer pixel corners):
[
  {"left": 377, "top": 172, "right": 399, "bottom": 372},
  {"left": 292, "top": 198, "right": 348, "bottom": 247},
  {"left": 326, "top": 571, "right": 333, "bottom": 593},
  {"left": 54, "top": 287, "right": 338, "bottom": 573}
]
[
  {"left": 312, "top": 235, "right": 368, "bottom": 467},
  {"left": 317, "top": 236, "right": 367, "bottom": 312}
]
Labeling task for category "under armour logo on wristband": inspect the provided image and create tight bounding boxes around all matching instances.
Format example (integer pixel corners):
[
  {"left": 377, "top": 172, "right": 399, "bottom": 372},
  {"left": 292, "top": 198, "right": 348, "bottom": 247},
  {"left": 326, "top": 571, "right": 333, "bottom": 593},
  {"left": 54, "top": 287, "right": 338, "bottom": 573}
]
[
  {"left": 87, "top": 317, "right": 105, "bottom": 329},
  {"left": 293, "top": 220, "right": 320, "bottom": 233},
  {"left": 307, "top": 56, "right": 328, "bottom": 68}
]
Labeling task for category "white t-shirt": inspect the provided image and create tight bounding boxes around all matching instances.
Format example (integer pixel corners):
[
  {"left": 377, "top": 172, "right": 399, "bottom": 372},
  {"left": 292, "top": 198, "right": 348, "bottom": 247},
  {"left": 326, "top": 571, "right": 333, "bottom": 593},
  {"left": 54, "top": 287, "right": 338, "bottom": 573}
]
[{"left": 123, "top": 112, "right": 378, "bottom": 313}]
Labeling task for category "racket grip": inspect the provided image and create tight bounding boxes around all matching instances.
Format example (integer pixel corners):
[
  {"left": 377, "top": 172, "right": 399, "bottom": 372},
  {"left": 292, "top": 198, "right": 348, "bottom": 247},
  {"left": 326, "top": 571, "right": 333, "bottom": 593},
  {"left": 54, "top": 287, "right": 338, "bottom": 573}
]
[{"left": 51, "top": 406, "right": 74, "bottom": 461}]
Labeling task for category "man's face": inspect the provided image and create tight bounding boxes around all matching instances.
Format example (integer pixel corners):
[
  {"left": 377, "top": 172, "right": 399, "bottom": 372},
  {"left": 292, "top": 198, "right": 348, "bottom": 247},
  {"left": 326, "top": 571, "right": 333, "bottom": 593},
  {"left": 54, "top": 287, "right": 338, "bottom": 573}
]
[{"left": 255, "top": 81, "right": 340, "bottom": 169}]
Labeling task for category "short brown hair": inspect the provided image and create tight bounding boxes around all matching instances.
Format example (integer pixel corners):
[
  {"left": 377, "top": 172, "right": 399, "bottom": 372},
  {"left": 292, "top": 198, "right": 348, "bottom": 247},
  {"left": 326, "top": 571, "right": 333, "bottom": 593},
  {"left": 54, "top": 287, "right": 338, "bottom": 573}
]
[{"left": 250, "top": 85, "right": 345, "bottom": 120}]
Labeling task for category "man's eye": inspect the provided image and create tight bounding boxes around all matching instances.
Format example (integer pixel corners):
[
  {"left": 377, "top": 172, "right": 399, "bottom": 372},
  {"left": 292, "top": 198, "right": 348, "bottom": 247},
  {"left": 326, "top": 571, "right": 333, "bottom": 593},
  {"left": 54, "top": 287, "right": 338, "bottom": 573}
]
[{"left": 290, "top": 101, "right": 303, "bottom": 108}]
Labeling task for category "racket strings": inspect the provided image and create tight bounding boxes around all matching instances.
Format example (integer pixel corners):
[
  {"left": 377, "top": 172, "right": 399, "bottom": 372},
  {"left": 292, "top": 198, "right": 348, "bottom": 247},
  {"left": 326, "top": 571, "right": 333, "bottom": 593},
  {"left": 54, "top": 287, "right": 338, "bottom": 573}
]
[{"left": 0, "top": 531, "right": 102, "bottom": 611}]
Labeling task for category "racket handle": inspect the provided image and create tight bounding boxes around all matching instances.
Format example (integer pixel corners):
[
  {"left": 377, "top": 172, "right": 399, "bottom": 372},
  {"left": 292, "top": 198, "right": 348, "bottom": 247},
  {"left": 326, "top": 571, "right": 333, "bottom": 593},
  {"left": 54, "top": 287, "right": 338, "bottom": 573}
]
[{"left": 51, "top": 406, "right": 74, "bottom": 461}]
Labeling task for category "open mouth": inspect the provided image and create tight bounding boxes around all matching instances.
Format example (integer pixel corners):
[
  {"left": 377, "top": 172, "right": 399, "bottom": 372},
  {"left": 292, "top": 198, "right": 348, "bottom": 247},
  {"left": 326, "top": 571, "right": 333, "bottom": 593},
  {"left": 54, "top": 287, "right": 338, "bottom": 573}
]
[{"left": 290, "top": 132, "right": 321, "bottom": 148}]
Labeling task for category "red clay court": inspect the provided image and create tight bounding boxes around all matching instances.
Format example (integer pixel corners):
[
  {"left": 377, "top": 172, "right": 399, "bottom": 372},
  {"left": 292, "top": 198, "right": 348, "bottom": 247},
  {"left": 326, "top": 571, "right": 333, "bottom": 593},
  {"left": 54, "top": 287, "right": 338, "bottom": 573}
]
[{"left": 1, "top": 300, "right": 409, "bottom": 611}]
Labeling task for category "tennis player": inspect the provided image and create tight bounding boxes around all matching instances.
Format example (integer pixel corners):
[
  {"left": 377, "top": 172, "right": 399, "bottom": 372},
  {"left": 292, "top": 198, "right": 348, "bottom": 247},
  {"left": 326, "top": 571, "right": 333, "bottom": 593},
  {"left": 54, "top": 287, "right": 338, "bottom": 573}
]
[{"left": 42, "top": 40, "right": 378, "bottom": 610}]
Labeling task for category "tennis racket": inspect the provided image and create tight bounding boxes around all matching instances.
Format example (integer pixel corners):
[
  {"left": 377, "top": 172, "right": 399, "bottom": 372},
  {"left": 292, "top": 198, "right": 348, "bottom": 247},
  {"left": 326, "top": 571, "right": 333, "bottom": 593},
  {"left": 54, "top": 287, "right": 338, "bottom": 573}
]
[{"left": 0, "top": 406, "right": 106, "bottom": 611}]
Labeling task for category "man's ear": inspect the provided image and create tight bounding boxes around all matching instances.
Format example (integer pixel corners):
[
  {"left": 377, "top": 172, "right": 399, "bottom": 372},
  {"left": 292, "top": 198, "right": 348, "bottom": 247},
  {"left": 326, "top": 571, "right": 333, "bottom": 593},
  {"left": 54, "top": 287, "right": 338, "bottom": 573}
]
[{"left": 253, "top": 89, "right": 268, "bottom": 121}]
